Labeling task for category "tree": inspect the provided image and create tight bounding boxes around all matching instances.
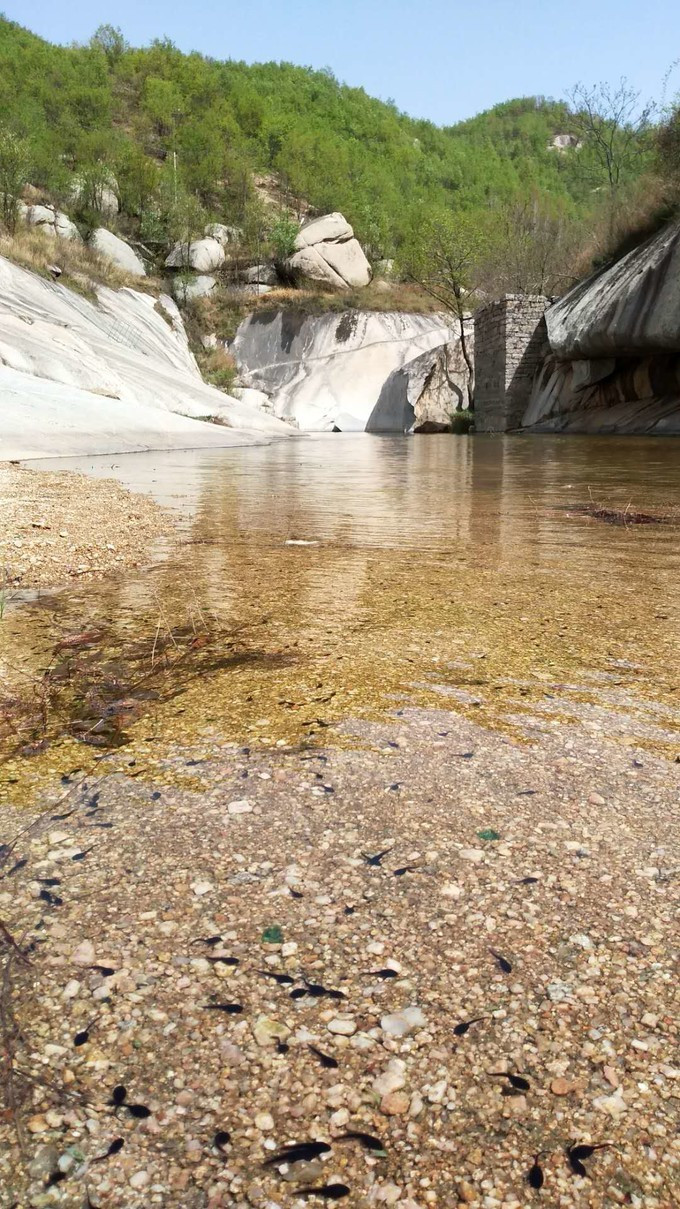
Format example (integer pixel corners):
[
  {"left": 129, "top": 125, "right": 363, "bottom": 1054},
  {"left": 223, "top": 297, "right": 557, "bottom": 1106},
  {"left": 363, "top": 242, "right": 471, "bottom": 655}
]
[
  {"left": 568, "top": 79, "right": 655, "bottom": 199},
  {"left": 481, "top": 193, "right": 582, "bottom": 297},
  {"left": 398, "top": 208, "right": 489, "bottom": 395},
  {"left": 0, "top": 128, "right": 31, "bottom": 232}
]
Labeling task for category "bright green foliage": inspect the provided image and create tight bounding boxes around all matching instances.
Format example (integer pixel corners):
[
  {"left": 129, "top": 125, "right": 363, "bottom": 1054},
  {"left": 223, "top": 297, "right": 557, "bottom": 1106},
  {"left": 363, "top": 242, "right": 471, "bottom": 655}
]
[
  {"left": 0, "top": 127, "right": 31, "bottom": 231},
  {"left": 269, "top": 213, "right": 299, "bottom": 261},
  {"left": 0, "top": 15, "right": 663, "bottom": 257}
]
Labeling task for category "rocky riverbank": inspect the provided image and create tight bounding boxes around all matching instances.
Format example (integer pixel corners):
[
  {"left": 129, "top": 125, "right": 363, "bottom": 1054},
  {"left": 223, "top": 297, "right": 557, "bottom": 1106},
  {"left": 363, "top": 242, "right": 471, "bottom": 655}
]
[
  {"left": 0, "top": 464, "right": 173, "bottom": 591},
  {"left": 0, "top": 708, "right": 677, "bottom": 1208}
]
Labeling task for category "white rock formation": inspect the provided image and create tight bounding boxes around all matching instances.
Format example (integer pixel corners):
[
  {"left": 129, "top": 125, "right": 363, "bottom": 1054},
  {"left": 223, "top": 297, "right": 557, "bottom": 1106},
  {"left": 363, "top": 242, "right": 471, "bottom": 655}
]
[
  {"left": 240, "top": 263, "right": 278, "bottom": 285},
  {"left": 165, "top": 237, "right": 226, "bottom": 273},
  {"left": 26, "top": 205, "right": 81, "bottom": 241},
  {"left": 205, "top": 223, "right": 241, "bottom": 247},
  {"left": 366, "top": 327, "right": 473, "bottom": 433},
  {"left": 172, "top": 274, "right": 217, "bottom": 302},
  {"left": 232, "top": 309, "right": 456, "bottom": 430},
  {"left": 286, "top": 211, "right": 371, "bottom": 290},
  {"left": 0, "top": 256, "right": 292, "bottom": 459},
  {"left": 69, "top": 175, "right": 119, "bottom": 216},
  {"left": 89, "top": 228, "right": 146, "bottom": 277}
]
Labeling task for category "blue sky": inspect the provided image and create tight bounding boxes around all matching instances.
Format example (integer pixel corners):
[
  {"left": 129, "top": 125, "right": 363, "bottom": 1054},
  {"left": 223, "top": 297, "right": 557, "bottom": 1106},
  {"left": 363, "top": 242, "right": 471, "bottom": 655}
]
[{"left": 8, "top": 0, "right": 680, "bottom": 124}]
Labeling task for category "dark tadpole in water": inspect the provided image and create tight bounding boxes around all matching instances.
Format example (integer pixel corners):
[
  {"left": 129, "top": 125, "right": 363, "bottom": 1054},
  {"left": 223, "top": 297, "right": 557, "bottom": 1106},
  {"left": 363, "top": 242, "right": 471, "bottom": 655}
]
[
  {"left": 126, "top": 1103, "right": 152, "bottom": 1119},
  {"left": 89, "top": 964, "right": 115, "bottom": 976},
  {"left": 152, "top": 791, "right": 162, "bottom": 800},
  {"left": 296, "top": 1186, "right": 350, "bottom": 1201},
  {"left": 110, "top": 1085, "right": 127, "bottom": 1106},
  {"left": 207, "top": 956, "right": 240, "bottom": 967},
  {"left": 74, "top": 1028, "right": 91, "bottom": 1047},
  {"left": 260, "top": 970, "right": 295, "bottom": 986},
  {"left": 361, "top": 849, "right": 391, "bottom": 867},
  {"left": 263, "top": 1140, "right": 331, "bottom": 1167},
  {"left": 517, "top": 789, "right": 538, "bottom": 796},
  {"left": 527, "top": 1155, "right": 544, "bottom": 1190},
  {"left": 7, "top": 858, "right": 28, "bottom": 876},
  {"left": 203, "top": 1003, "right": 243, "bottom": 1014},
  {"left": 489, "top": 1071, "right": 530, "bottom": 1091},
  {"left": 303, "top": 978, "right": 346, "bottom": 1000},
  {"left": 393, "top": 864, "right": 420, "bottom": 877},
  {"left": 364, "top": 969, "right": 398, "bottom": 980},
  {"left": 72, "top": 847, "right": 95, "bottom": 862},
  {"left": 38, "top": 877, "right": 61, "bottom": 887},
  {"left": 46, "top": 1171, "right": 68, "bottom": 1187},
  {"left": 454, "top": 751, "right": 474, "bottom": 759},
  {"left": 567, "top": 1142, "right": 611, "bottom": 1176},
  {"left": 344, "top": 906, "right": 355, "bottom": 915},
  {"left": 308, "top": 1044, "right": 339, "bottom": 1069},
  {"left": 388, "top": 783, "right": 401, "bottom": 791},
  {"left": 194, "top": 935, "right": 223, "bottom": 947},
  {"left": 489, "top": 949, "right": 513, "bottom": 973},
  {"left": 39, "top": 889, "right": 63, "bottom": 906},
  {"left": 517, "top": 877, "right": 540, "bottom": 885},
  {"left": 276, "top": 1039, "right": 290, "bottom": 1054},
  {"left": 453, "top": 1016, "right": 487, "bottom": 1037},
  {"left": 290, "top": 888, "right": 304, "bottom": 899},
  {"left": 88, "top": 822, "right": 113, "bottom": 829},
  {"left": 290, "top": 987, "right": 307, "bottom": 1000},
  {"left": 92, "top": 1138, "right": 124, "bottom": 1163},
  {"left": 213, "top": 1129, "right": 231, "bottom": 1151},
  {"left": 51, "top": 807, "right": 77, "bottom": 821},
  {"left": 337, "top": 1130, "right": 386, "bottom": 1154}
]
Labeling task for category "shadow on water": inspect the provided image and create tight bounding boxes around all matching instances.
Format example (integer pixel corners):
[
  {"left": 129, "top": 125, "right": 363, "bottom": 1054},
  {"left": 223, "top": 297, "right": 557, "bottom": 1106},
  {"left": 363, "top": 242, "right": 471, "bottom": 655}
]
[{"left": 2, "top": 434, "right": 680, "bottom": 801}]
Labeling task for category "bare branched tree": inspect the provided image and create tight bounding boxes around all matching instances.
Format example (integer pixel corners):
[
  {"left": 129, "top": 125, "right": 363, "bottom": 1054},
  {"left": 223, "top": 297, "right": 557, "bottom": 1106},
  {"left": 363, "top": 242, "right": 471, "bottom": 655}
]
[{"left": 568, "top": 78, "right": 655, "bottom": 197}]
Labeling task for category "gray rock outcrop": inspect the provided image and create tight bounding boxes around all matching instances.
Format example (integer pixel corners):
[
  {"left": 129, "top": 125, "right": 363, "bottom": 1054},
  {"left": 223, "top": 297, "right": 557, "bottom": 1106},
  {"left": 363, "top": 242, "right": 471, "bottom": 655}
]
[
  {"left": 172, "top": 274, "right": 217, "bottom": 302},
  {"left": 90, "top": 228, "right": 146, "bottom": 277},
  {"left": 231, "top": 309, "right": 456, "bottom": 430},
  {"left": 26, "top": 204, "right": 81, "bottom": 241},
  {"left": 285, "top": 212, "right": 371, "bottom": 290},
  {"left": 366, "top": 329, "right": 472, "bottom": 433},
  {"left": 165, "top": 237, "right": 226, "bottom": 273},
  {"left": 205, "top": 223, "right": 241, "bottom": 247}
]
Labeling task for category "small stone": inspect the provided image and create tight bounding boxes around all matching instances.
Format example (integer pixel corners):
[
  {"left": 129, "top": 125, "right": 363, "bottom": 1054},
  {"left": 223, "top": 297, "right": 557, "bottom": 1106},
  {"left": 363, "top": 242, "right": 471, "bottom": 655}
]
[
  {"left": 381, "top": 1091, "right": 410, "bottom": 1116},
  {"left": 191, "top": 881, "right": 213, "bottom": 896},
  {"left": 373, "top": 1058, "right": 406, "bottom": 1097},
  {"left": 255, "top": 1112, "right": 275, "bottom": 1131},
  {"left": 426, "top": 1079, "right": 448, "bottom": 1104},
  {"left": 550, "top": 1077, "right": 575, "bottom": 1096},
  {"left": 327, "top": 1017, "right": 356, "bottom": 1036},
  {"left": 130, "top": 1170, "right": 150, "bottom": 1189},
  {"left": 28, "top": 1145, "right": 59, "bottom": 1179},
  {"left": 459, "top": 848, "right": 484, "bottom": 863},
  {"left": 380, "top": 1006, "right": 426, "bottom": 1037},
  {"left": 593, "top": 1087, "right": 628, "bottom": 1117},
  {"left": 70, "top": 940, "right": 95, "bottom": 965},
  {"left": 27, "top": 1115, "right": 49, "bottom": 1134},
  {"left": 458, "top": 1181, "right": 477, "bottom": 1203},
  {"left": 603, "top": 1065, "right": 620, "bottom": 1088},
  {"left": 588, "top": 792, "right": 606, "bottom": 805},
  {"left": 281, "top": 941, "right": 298, "bottom": 957},
  {"left": 253, "top": 1016, "right": 290, "bottom": 1047},
  {"left": 441, "top": 883, "right": 462, "bottom": 898},
  {"left": 227, "top": 799, "right": 253, "bottom": 814}
]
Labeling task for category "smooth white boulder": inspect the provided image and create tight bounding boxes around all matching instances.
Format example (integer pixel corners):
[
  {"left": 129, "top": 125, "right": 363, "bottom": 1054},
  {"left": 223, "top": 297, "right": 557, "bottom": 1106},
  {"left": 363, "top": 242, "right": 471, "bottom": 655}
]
[
  {"left": 165, "top": 238, "right": 225, "bottom": 273},
  {"left": 69, "top": 175, "right": 119, "bottom": 216},
  {"left": 317, "top": 238, "right": 372, "bottom": 288},
  {"left": 241, "top": 263, "right": 278, "bottom": 285},
  {"left": 172, "top": 274, "right": 217, "bottom": 302},
  {"left": 26, "top": 205, "right": 81, "bottom": 241},
  {"left": 0, "top": 255, "right": 293, "bottom": 459},
  {"left": 294, "top": 212, "right": 353, "bottom": 249},
  {"left": 90, "top": 228, "right": 146, "bottom": 277}
]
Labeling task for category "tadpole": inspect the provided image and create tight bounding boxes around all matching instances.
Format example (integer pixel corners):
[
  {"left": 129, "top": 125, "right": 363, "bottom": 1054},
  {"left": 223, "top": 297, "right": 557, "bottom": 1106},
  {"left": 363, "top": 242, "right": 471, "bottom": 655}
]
[
  {"left": 567, "top": 1142, "right": 611, "bottom": 1176},
  {"left": 527, "top": 1155, "right": 544, "bottom": 1189},
  {"left": 296, "top": 1186, "right": 350, "bottom": 1201},
  {"left": 206, "top": 956, "right": 240, "bottom": 966},
  {"left": 489, "top": 1071, "right": 530, "bottom": 1091},
  {"left": 361, "top": 849, "right": 391, "bottom": 867},
  {"left": 8, "top": 858, "right": 28, "bottom": 876},
  {"left": 89, "top": 965, "right": 115, "bottom": 976},
  {"left": 39, "top": 889, "right": 63, "bottom": 906},
  {"left": 263, "top": 1140, "right": 331, "bottom": 1166},
  {"left": 309, "top": 1044, "right": 339, "bottom": 1069},
  {"left": 203, "top": 1003, "right": 243, "bottom": 1014},
  {"left": 260, "top": 970, "right": 295, "bottom": 986},
  {"left": 337, "top": 1130, "right": 386, "bottom": 1154},
  {"left": 276, "top": 1039, "right": 290, "bottom": 1054},
  {"left": 453, "top": 1016, "right": 487, "bottom": 1037},
  {"left": 110, "top": 1085, "right": 127, "bottom": 1106},
  {"left": 364, "top": 969, "right": 398, "bottom": 980},
  {"left": 38, "top": 877, "right": 61, "bottom": 887},
  {"left": 489, "top": 949, "right": 513, "bottom": 973},
  {"left": 213, "top": 1129, "right": 231, "bottom": 1151},
  {"left": 517, "top": 877, "right": 540, "bottom": 885},
  {"left": 393, "top": 864, "right": 419, "bottom": 876},
  {"left": 126, "top": 1103, "right": 151, "bottom": 1119},
  {"left": 193, "top": 935, "right": 223, "bottom": 947},
  {"left": 303, "top": 979, "right": 345, "bottom": 1000},
  {"left": 92, "top": 1138, "right": 124, "bottom": 1163},
  {"left": 290, "top": 888, "right": 304, "bottom": 899}
]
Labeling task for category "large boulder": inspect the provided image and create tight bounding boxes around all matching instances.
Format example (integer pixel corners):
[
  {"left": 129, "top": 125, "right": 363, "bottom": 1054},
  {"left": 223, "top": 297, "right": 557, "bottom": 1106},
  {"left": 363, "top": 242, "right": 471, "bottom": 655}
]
[
  {"left": 69, "top": 175, "right": 119, "bottom": 216},
  {"left": 26, "top": 205, "right": 81, "bottom": 241},
  {"left": 547, "top": 222, "right": 680, "bottom": 360},
  {"left": 172, "top": 274, "right": 217, "bottom": 302},
  {"left": 366, "top": 329, "right": 473, "bottom": 433},
  {"left": 285, "top": 211, "right": 371, "bottom": 291},
  {"left": 90, "top": 229, "right": 146, "bottom": 277},
  {"left": 240, "top": 263, "right": 278, "bottom": 285},
  {"left": 294, "top": 212, "right": 353, "bottom": 249},
  {"left": 231, "top": 309, "right": 456, "bottom": 430},
  {"left": 165, "top": 238, "right": 226, "bottom": 273}
]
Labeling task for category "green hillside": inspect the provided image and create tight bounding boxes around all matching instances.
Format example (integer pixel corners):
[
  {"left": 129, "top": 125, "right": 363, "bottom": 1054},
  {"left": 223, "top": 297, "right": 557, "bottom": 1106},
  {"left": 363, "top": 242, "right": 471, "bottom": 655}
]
[{"left": 0, "top": 15, "right": 656, "bottom": 263}]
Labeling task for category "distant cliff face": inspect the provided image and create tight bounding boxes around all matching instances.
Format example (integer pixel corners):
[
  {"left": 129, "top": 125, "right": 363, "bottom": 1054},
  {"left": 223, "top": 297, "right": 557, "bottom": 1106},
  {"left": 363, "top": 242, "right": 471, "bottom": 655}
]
[
  {"left": 231, "top": 309, "right": 469, "bottom": 432},
  {"left": 523, "top": 223, "right": 680, "bottom": 434}
]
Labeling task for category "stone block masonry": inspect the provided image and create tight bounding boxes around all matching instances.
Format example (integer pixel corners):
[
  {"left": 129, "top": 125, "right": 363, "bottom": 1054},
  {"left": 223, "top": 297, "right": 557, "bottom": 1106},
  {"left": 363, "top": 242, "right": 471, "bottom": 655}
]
[{"left": 474, "top": 295, "right": 550, "bottom": 431}]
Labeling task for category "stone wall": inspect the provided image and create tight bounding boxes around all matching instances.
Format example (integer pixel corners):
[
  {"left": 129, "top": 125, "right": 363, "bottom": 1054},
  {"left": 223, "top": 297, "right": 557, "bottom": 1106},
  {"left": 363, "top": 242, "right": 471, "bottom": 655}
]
[{"left": 474, "top": 296, "right": 550, "bottom": 431}]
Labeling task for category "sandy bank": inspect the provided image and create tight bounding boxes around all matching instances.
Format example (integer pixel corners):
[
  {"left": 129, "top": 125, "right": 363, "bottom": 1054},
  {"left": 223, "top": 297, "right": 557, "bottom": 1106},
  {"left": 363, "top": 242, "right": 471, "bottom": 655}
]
[{"left": 0, "top": 463, "right": 173, "bottom": 591}]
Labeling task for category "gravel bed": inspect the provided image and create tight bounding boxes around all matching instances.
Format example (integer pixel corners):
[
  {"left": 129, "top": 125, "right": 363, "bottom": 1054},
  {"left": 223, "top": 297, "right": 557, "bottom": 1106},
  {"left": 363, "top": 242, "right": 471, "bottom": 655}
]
[{"left": 0, "top": 707, "right": 678, "bottom": 1208}]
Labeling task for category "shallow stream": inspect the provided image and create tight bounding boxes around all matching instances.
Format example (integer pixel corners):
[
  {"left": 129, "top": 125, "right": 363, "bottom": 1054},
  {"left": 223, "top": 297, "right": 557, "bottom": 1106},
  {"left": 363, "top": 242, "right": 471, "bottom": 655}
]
[{"left": 2, "top": 433, "right": 679, "bottom": 803}]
